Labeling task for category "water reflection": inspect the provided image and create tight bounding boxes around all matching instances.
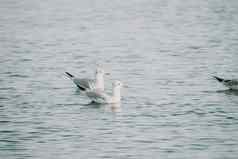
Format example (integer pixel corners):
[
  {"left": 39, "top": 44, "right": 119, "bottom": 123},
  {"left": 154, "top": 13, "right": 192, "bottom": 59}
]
[
  {"left": 104, "top": 103, "right": 121, "bottom": 113},
  {"left": 74, "top": 89, "right": 83, "bottom": 95},
  {"left": 83, "top": 101, "right": 102, "bottom": 108},
  {"left": 85, "top": 101, "right": 121, "bottom": 112},
  {"left": 216, "top": 89, "right": 238, "bottom": 96}
]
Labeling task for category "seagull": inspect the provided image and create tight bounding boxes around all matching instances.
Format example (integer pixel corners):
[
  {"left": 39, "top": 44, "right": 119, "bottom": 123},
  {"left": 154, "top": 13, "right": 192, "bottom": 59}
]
[
  {"left": 86, "top": 80, "right": 123, "bottom": 104},
  {"left": 213, "top": 76, "right": 238, "bottom": 90},
  {"left": 65, "top": 67, "right": 106, "bottom": 92}
]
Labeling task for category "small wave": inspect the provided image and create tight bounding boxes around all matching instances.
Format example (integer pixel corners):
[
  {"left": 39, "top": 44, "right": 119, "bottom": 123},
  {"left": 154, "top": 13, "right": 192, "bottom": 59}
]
[
  {"left": 0, "top": 97, "right": 9, "bottom": 100},
  {"left": 0, "top": 120, "right": 11, "bottom": 123},
  {"left": 0, "top": 130, "right": 16, "bottom": 133},
  {"left": 188, "top": 45, "right": 202, "bottom": 50},
  {"left": 20, "top": 58, "right": 32, "bottom": 62},
  {"left": 226, "top": 116, "right": 237, "bottom": 120},
  {"left": 185, "top": 110, "right": 206, "bottom": 116},
  {"left": 2, "top": 71, "right": 12, "bottom": 74},
  {"left": 0, "top": 87, "right": 16, "bottom": 90},
  {"left": 8, "top": 74, "right": 29, "bottom": 78}
]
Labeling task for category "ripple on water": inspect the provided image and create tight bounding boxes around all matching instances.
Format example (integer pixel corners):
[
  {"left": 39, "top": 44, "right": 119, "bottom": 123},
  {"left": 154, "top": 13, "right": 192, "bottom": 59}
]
[
  {"left": 8, "top": 74, "right": 29, "bottom": 78},
  {"left": 20, "top": 58, "right": 32, "bottom": 62},
  {"left": 0, "top": 87, "right": 16, "bottom": 91},
  {"left": 0, "top": 120, "right": 11, "bottom": 123},
  {"left": 1, "top": 0, "right": 238, "bottom": 158},
  {"left": 0, "top": 97, "right": 9, "bottom": 100}
]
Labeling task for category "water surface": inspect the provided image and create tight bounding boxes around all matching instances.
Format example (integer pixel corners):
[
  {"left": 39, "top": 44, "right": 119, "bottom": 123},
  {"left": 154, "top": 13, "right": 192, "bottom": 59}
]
[{"left": 1, "top": 0, "right": 238, "bottom": 158}]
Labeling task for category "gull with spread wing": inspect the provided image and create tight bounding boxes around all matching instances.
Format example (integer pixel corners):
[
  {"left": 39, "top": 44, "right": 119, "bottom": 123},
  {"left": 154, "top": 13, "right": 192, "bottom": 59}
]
[{"left": 65, "top": 67, "right": 107, "bottom": 92}]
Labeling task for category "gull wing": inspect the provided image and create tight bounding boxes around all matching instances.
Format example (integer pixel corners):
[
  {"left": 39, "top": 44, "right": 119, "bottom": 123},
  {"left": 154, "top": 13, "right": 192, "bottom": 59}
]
[
  {"left": 86, "top": 90, "right": 111, "bottom": 103},
  {"left": 73, "top": 78, "right": 95, "bottom": 91}
]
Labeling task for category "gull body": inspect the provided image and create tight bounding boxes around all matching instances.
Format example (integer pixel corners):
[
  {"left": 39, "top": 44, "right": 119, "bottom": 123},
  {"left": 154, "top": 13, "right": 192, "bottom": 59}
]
[{"left": 86, "top": 81, "right": 123, "bottom": 104}]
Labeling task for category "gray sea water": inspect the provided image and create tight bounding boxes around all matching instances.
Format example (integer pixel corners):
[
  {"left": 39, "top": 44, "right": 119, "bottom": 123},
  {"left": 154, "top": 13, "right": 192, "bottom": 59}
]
[{"left": 1, "top": 0, "right": 238, "bottom": 158}]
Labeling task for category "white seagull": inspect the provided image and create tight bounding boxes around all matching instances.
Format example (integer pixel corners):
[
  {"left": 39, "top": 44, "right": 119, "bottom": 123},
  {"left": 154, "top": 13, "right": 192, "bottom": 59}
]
[
  {"left": 86, "top": 80, "right": 123, "bottom": 104},
  {"left": 65, "top": 67, "right": 106, "bottom": 92},
  {"left": 213, "top": 76, "right": 238, "bottom": 90}
]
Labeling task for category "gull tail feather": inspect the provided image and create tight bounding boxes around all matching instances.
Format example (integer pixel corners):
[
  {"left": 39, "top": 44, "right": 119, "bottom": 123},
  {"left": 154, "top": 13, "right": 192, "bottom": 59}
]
[{"left": 65, "top": 72, "right": 74, "bottom": 79}]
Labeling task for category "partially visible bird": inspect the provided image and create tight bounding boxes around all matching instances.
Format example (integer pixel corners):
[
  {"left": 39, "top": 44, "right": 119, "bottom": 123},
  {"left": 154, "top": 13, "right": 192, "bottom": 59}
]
[{"left": 213, "top": 76, "right": 238, "bottom": 90}]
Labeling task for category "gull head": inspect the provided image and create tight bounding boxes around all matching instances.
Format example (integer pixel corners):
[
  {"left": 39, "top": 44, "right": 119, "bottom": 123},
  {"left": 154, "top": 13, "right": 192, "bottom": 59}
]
[
  {"left": 95, "top": 66, "right": 111, "bottom": 76},
  {"left": 113, "top": 80, "right": 123, "bottom": 88},
  {"left": 95, "top": 67, "right": 105, "bottom": 76}
]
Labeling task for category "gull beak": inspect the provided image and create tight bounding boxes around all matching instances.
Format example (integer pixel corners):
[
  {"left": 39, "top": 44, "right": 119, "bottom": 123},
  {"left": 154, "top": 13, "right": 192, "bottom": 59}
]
[{"left": 123, "top": 85, "right": 129, "bottom": 88}]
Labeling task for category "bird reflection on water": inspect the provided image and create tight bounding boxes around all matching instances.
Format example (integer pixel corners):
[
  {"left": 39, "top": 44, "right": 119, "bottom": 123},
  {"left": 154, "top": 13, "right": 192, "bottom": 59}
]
[{"left": 84, "top": 101, "right": 121, "bottom": 113}]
